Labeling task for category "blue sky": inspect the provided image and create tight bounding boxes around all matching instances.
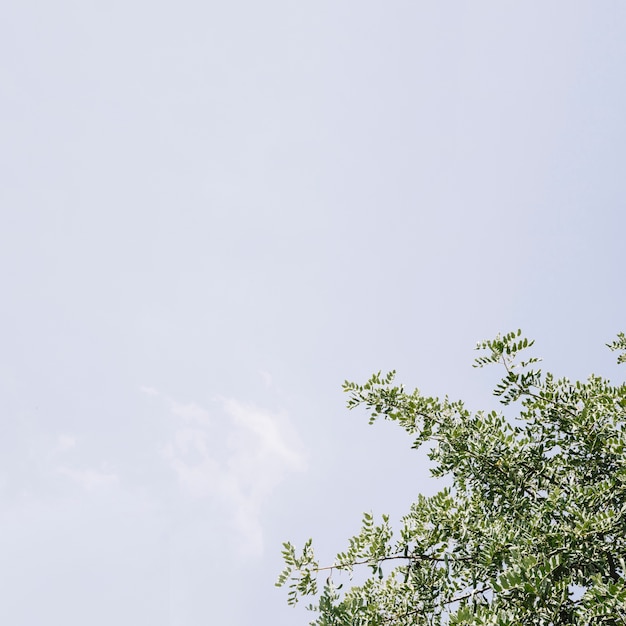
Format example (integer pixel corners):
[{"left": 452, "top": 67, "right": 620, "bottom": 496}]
[{"left": 1, "top": 2, "right": 625, "bottom": 625}]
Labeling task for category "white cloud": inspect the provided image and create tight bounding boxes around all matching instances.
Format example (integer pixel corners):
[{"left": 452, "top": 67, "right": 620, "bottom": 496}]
[
  {"left": 223, "top": 399, "right": 305, "bottom": 472},
  {"left": 157, "top": 395, "right": 307, "bottom": 556},
  {"left": 140, "top": 385, "right": 211, "bottom": 425},
  {"left": 169, "top": 401, "right": 211, "bottom": 425}
]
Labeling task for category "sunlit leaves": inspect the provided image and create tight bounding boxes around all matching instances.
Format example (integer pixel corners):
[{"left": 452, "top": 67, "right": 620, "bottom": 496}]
[
  {"left": 607, "top": 332, "right": 626, "bottom": 364},
  {"left": 278, "top": 332, "right": 626, "bottom": 624}
]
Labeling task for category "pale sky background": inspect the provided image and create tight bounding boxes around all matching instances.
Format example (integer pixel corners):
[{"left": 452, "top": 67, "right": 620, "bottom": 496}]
[{"left": 1, "top": 2, "right": 625, "bottom": 625}]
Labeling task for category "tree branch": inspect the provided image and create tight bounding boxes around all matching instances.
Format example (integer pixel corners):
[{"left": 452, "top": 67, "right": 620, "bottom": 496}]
[{"left": 314, "top": 552, "right": 473, "bottom": 574}]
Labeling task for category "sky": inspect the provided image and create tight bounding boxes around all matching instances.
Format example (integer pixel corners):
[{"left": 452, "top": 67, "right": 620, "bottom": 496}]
[{"left": 1, "top": 2, "right": 625, "bottom": 625}]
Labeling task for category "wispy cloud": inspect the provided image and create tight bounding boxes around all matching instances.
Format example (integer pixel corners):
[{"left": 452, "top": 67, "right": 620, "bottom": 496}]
[
  {"left": 156, "top": 393, "right": 306, "bottom": 556},
  {"left": 141, "top": 386, "right": 211, "bottom": 424},
  {"left": 170, "top": 401, "right": 211, "bottom": 425},
  {"left": 223, "top": 398, "right": 305, "bottom": 471}
]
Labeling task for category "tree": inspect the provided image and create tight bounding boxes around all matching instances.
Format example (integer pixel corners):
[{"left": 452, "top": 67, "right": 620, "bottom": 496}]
[{"left": 277, "top": 330, "right": 626, "bottom": 625}]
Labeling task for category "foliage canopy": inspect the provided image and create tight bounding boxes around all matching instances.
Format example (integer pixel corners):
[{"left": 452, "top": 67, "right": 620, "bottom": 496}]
[{"left": 278, "top": 331, "right": 626, "bottom": 625}]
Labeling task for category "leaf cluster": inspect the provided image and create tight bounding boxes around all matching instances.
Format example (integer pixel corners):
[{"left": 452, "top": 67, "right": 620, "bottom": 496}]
[{"left": 277, "top": 331, "right": 626, "bottom": 625}]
